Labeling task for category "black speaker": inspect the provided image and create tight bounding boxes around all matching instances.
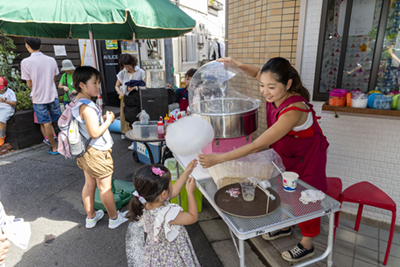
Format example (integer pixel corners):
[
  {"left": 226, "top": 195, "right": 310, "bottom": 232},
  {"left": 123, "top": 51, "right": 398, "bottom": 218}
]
[{"left": 140, "top": 88, "right": 176, "bottom": 120}]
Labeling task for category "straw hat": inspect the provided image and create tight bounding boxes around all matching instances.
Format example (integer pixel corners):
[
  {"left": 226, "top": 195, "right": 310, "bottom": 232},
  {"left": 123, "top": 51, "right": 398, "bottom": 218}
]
[{"left": 61, "top": 59, "right": 76, "bottom": 71}]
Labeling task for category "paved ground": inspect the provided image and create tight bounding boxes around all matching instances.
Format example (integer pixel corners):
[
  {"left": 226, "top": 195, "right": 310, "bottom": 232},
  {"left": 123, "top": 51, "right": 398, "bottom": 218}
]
[
  {"left": 0, "top": 132, "right": 266, "bottom": 267},
  {"left": 4, "top": 130, "right": 399, "bottom": 267}
]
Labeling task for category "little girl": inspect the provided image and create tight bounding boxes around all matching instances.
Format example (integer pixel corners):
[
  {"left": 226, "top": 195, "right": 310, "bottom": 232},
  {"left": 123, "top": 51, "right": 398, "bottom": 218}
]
[
  {"left": 127, "top": 160, "right": 201, "bottom": 267},
  {"left": 72, "top": 66, "right": 128, "bottom": 229}
]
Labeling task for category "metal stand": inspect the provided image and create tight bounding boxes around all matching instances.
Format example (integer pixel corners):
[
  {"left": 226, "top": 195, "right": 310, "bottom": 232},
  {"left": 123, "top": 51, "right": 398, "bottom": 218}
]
[{"left": 173, "top": 153, "right": 341, "bottom": 267}]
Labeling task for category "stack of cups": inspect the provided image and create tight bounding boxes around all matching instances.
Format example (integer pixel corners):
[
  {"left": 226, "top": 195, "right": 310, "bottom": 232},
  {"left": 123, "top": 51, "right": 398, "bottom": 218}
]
[{"left": 351, "top": 91, "right": 368, "bottom": 108}]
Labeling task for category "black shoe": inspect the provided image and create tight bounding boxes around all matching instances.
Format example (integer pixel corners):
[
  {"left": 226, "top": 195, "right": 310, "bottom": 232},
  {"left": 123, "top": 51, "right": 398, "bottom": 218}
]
[
  {"left": 261, "top": 227, "right": 293, "bottom": 241},
  {"left": 281, "top": 242, "right": 315, "bottom": 262}
]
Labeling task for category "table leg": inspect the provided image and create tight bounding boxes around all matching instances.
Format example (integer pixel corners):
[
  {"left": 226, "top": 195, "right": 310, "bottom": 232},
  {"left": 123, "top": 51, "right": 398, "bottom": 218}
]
[
  {"left": 142, "top": 142, "right": 155, "bottom": 164},
  {"left": 239, "top": 239, "right": 245, "bottom": 267},
  {"left": 294, "top": 213, "right": 335, "bottom": 267},
  {"left": 175, "top": 159, "right": 181, "bottom": 206},
  {"left": 327, "top": 213, "right": 334, "bottom": 267}
]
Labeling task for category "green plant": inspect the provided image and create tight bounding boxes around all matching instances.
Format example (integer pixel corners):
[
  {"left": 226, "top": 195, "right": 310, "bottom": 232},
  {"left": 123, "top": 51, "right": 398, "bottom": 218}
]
[{"left": 0, "top": 34, "right": 32, "bottom": 110}]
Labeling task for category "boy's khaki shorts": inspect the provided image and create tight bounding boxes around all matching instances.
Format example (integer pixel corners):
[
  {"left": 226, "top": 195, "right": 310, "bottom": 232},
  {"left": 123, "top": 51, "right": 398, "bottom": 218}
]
[{"left": 77, "top": 146, "right": 113, "bottom": 179}]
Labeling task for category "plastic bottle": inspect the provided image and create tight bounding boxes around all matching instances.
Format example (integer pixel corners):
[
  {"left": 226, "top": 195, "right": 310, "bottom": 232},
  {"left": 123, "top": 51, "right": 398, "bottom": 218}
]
[
  {"left": 157, "top": 116, "right": 164, "bottom": 135},
  {"left": 139, "top": 110, "right": 149, "bottom": 125}
]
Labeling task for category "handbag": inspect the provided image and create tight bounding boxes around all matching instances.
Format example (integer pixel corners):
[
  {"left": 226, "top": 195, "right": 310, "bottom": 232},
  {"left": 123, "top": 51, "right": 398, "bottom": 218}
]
[{"left": 123, "top": 90, "right": 140, "bottom": 107}]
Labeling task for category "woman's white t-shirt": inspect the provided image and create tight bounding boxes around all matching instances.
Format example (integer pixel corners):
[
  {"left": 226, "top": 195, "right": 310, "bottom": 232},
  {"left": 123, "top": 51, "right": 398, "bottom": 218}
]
[{"left": 116, "top": 66, "right": 146, "bottom": 95}]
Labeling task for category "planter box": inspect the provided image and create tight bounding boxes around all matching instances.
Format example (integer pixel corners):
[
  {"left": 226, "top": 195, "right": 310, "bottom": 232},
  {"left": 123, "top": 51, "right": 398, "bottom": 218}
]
[{"left": 6, "top": 109, "right": 42, "bottom": 149}]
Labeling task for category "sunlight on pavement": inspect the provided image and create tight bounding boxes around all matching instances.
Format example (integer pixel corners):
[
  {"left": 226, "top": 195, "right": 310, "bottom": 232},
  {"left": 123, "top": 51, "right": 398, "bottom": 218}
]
[{"left": 7, "top": 217, "right": 78, "bottom": 266}]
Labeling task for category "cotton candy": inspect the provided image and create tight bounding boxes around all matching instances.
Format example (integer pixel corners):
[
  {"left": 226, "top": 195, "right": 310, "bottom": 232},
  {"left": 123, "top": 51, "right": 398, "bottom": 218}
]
[{"left": 166, "top": 116, "right": 214, "bottom": 156}]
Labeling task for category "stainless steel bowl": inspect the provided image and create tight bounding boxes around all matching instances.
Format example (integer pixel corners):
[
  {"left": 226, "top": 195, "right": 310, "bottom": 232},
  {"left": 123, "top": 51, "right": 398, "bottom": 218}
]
[{"left": 188, "top": 98, "right": 259, "bottom": 138}]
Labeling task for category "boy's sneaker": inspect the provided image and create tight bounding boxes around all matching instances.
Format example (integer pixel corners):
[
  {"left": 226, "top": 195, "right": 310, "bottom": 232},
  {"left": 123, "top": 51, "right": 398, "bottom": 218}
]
[
  {"left": 85, "top": 210, "right": 105, "bottom": 229},
  {"left": 43, "top": 138, "right": 51, "bottom": 146},
  {"left": 121, "top": 134, "right": 126, "bottom": 140},
  {"left": 281, "top": 242, "right": 315, "bottom": 262},
  {"left": 109, "top": 210, "right": 129, "bottom": 229},
  {"left": 262, "top": 226, "right": 293, "bottom": 241},
  {"left": 128, "top": 143, "right": 134, "bottom": 150}
]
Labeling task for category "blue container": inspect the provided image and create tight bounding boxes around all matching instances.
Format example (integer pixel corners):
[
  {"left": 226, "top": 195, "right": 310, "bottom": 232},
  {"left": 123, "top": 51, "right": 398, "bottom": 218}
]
[
  {"left": 372, "top": 95, "right": 393, "bottom": 110},
  {"left": 134, "top": 141, "right": 163, "bottom": 164},
  {"left": 108, "top": 119, "right": 121, "bottom": 133}
]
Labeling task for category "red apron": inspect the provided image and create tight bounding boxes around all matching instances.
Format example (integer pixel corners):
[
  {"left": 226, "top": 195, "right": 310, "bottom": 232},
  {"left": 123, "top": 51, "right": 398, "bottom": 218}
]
[
  {"left": 267, "top": 95, "right": 329, "bottom": 192},
  {"left": 180, "top": 88, "right": 189, "bottom": 113}
]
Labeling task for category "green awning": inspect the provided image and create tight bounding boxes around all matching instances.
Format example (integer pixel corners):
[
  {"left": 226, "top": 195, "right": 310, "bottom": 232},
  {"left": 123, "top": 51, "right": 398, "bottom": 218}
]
[{"left": 0, "top": 0, "right": 196, "bottom": 39}]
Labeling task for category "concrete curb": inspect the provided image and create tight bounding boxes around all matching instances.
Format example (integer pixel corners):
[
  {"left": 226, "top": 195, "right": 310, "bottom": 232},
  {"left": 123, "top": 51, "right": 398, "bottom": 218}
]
[
  {"left": 0, "top": 143, "right": 46, "bottom": 159},
  {"left": 249, "top": 236, "right": 291, "bottom": 267}
]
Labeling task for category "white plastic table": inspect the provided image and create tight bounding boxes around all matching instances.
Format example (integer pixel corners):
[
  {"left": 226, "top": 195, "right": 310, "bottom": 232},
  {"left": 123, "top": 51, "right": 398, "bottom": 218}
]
[{"left": 174, "top": 153, "right": 341, "bottom": 267}]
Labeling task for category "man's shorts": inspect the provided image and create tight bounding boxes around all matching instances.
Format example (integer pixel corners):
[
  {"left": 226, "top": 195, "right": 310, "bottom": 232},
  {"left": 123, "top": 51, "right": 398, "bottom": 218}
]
[
  {"left": 0, "top": 108, "right": 14, "bottom": 124},
  {"left": 33, "top": 99, "right": 61, "bottom": 124},
  {"left": 77, "top": 146, "right": 114, "bottom": 179}
]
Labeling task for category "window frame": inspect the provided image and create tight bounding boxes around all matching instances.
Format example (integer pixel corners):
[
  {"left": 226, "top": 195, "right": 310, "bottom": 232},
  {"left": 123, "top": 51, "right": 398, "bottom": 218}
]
[
  {"left": 313, "top": 0, "right": 391, "bottom": 101},
  {"left": 180, "top": 34, "right": 198, "bottom": 64}
]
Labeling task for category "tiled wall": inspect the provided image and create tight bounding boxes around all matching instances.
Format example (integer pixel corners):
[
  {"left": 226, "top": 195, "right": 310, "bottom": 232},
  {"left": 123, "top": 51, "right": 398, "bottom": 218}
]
[
  {"left": 227, "top": 0, "right": 300, "bottom": 139},
  {"left": 302, "top": 0, "right": 400, "bottom": 226},
  {"left": 228, "top": 0, "right": 400, "bottom": 226}
]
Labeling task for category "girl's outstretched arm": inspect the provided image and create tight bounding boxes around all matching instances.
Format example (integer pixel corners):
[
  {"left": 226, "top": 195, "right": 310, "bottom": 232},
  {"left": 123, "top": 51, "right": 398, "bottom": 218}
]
[
  {"left": 170, "top": 177, "right": 198, "bottom": 226},
  {"left": 198, "top": 109, "right": 304, "bottom": 168},
  {"left": 171, "top": 159, "right": 197, "bottom": 199},
  {"left": 217, "top": 57, "right": 261, "bottom": 81}
]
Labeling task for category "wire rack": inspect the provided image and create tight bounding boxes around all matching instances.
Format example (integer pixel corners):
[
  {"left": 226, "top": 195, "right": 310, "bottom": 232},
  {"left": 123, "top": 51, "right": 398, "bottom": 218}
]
[{"left": 197, "top": 176, "right": 341, "bottom": 240}]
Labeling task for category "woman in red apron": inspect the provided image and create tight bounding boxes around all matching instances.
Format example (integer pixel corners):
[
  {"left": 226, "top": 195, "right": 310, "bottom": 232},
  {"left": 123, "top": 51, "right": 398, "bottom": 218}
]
[
  {"left": 199, "top": 57, "right": 329, "bottom": 263},
  {"left": 176, "top": 68, "right": 197, "bottom": 113}
]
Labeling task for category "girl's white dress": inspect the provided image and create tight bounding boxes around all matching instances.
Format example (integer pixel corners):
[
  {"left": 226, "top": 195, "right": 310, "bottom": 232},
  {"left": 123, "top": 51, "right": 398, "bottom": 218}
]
[{"left": 138, "top": 202, "right": 201, "bottom": 267}]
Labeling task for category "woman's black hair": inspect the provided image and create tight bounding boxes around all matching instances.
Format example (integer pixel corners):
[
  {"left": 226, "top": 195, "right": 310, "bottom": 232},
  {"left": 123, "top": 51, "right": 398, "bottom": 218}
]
[
  {"left": 185, "top": 68, "right": 197, "bottom": 78},
  {"left": 260, "top": 57, "right": 310, "bottom": 102},
  {"left": 119, "top": 53, "right": 138, "bottom": 71},
  {"left": 25, "top": 38, "right": 41, "bottom": 50},
  {"left": 73, "top": 66, "right": 102, "bottom": 92},
  {"left": 127, "top": 164, "right": 171, "bottom": 222}
]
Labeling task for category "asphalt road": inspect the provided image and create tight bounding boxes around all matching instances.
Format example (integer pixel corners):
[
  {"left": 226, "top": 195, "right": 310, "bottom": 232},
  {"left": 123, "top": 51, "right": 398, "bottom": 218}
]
[{"left": 0, "top": 133, "right": 224, "bottom": 267}]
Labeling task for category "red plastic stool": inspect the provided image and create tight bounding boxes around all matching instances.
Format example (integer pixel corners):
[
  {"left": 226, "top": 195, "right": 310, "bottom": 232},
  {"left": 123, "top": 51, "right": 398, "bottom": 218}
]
[
  {"left": 325, "top": 177, "right": 342, "bottom": 240},
  {"left": 335, "top": 181, "right": 396, "bottom": 266}
]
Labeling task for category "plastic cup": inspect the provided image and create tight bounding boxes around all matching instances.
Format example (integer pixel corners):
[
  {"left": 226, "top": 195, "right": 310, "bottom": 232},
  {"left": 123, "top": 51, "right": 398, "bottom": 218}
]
[
  {"left": 282, "top": 172, "right": 299, "bottom": 192},
  {"left": 240, "top": 177, "right": 257, "bottom": 202}
]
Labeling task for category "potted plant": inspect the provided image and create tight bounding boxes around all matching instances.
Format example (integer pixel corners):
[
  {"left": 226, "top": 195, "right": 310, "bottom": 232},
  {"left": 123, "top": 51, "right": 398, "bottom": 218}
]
[{"left": 1, "top": 34, "right": 42, "bottom": 149}]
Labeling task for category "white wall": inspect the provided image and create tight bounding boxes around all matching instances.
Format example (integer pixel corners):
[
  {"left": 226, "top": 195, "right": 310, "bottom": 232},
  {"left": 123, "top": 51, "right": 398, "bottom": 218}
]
[
  {"left": 173, "top": 0, "right": 225, "bottom": 74},
  {"left": 301, "top": 0, "right": 400, "bottom": 226},
  {"left": 179, "top": 0, "right": 207, "bottom": 14}
]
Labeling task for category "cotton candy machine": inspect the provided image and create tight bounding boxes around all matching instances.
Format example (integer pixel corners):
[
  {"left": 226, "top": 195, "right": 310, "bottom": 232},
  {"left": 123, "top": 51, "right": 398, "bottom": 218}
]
[{"left": 188, "top": 61, "right": 260, "bottom": 153}]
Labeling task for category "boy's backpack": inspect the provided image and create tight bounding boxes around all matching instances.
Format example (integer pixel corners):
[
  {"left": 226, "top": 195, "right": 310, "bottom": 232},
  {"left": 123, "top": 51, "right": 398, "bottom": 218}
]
[{"left": 57, "top": 98, "right": 92, "bottom": 159}]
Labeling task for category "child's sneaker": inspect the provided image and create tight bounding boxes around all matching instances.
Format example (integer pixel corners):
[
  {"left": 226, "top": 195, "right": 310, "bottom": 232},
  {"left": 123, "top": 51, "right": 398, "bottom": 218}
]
[
  {"left": 262, "top": 226, "right": 293, "bottom": 241},
  {"left": 109, "top": 210, "right": 129, "bottom": 229},
  {"left": 128, "top": 143, "right": 134, "bottom": 150},
  {"left": 85, "top": 210, "right": 105, "bottom": 229},
  {"left": 43, "top": 138, "right": 51, "bottom": 146},
  {"left": 281, "top": 242, "right": 315, "bottom": 262}
]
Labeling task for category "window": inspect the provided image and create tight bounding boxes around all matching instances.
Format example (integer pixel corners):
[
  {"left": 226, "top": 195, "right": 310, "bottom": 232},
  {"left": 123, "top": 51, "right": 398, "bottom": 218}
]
[
  {"left": 313, "top": 0, "right": 395, "bottom": 101},
  {"left": 181, "top": 34, "right": 198, "bottom": 63}
]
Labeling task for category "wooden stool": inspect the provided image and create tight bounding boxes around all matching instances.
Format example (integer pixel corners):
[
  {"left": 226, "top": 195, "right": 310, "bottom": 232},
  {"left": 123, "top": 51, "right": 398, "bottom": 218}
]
[
  {"left": 335, "top": 181, "right": 396, "bottom": 266},
  {"left": 325, "top": 177, "right": 342, "bottom": 240}
]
